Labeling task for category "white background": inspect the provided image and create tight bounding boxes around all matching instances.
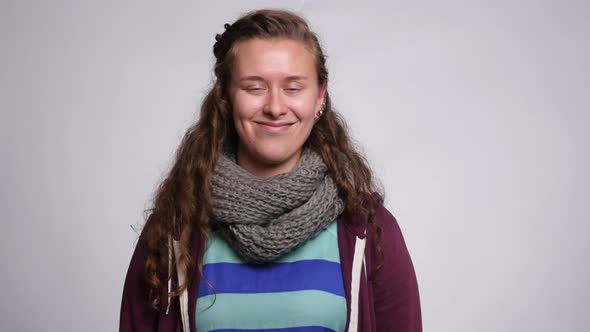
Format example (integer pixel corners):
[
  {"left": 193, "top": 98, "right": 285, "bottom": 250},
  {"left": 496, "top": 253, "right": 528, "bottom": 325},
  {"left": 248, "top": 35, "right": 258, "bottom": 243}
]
[{"left": 1, "top": 0, "right": 588, "bottom": 331}]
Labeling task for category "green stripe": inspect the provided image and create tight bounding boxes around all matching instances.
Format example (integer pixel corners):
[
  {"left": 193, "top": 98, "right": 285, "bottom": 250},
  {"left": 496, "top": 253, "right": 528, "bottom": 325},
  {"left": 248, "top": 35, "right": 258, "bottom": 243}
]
[
  {"left": 204, "top": 220, "right": 339, "bottom": 264},
  {"left": 196, "top": 290, "right": 347, "bottom": 331}
]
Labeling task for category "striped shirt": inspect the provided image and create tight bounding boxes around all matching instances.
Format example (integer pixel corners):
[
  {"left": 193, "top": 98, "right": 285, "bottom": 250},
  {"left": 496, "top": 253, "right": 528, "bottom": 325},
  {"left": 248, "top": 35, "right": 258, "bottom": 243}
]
[{"left": 195, "top": 220, "right": 347, "bottom": 332}]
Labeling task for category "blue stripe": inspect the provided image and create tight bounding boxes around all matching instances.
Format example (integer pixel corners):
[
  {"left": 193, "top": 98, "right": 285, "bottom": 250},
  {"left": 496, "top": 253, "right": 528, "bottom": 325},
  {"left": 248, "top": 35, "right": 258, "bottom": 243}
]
[
  {"left": 212, "top": 327, "right": 335, "bottom": 332},
  {"left": 198, "top": 260, "right": 345, "bottom": 298}
]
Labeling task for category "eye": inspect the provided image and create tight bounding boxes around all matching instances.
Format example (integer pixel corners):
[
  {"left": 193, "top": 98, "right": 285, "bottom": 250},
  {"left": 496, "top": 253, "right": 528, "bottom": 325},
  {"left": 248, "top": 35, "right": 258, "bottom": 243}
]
[
  {"left": 243, "top": 86, "right": 266, "bottom": 94},
  {"left": 284, "top": 87, "right": 302, "bottom": 94}
]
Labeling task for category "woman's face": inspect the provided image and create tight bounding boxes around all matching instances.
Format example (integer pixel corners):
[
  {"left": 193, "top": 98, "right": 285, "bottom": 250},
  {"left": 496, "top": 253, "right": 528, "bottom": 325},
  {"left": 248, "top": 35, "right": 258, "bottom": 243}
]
[{"left": 228, "top": 38, "right": 326, "bottom": 178}]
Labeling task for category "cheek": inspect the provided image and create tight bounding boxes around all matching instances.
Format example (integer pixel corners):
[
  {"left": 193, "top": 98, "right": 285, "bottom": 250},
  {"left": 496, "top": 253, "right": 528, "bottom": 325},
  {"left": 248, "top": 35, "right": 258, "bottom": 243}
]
[
  {"left": 232, "top": 94, "right": 263, "bottom": 120},
  {"left": 288, "top": 94, "right": 319, "bottom": 119}
]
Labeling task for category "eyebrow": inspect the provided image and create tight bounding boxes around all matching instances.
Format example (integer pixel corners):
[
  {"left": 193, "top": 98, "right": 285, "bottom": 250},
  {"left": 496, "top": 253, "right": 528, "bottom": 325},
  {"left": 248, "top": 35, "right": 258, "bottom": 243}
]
[{"left": 238, "top": 75, "right": 309, "bottom": 82}]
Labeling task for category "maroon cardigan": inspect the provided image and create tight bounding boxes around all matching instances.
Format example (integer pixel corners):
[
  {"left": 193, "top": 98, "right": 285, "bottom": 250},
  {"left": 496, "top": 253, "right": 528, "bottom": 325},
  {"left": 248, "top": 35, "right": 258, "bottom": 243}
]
[{"left": 120, "top": 202, "right": 422, "bottom": 331}]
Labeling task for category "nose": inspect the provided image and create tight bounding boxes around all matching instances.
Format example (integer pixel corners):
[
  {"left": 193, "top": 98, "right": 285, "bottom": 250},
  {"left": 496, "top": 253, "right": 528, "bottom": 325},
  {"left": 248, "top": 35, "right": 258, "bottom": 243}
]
[{"left": 263, "top": 87, "right": 287, "bottom": 117}]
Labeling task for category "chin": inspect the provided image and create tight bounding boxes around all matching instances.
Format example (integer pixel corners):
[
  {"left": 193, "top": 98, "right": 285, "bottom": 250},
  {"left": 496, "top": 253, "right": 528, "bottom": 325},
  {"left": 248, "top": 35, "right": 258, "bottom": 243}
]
[{"left": 253, "top": 146, "right": 298, "bottom": 165}]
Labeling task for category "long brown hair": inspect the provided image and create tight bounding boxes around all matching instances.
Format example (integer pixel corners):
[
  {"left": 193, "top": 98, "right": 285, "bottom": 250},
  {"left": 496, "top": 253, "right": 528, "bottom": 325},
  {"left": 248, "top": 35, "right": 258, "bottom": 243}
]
[{"left": 143, "top": 9, "right": 384, "bottom": 310}]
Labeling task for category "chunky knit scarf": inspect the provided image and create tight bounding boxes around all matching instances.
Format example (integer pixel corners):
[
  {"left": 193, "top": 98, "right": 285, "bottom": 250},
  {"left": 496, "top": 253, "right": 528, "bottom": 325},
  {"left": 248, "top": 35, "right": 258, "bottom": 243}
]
[{"left": 211, "top": 148, "right": 345, "bottom": 264}]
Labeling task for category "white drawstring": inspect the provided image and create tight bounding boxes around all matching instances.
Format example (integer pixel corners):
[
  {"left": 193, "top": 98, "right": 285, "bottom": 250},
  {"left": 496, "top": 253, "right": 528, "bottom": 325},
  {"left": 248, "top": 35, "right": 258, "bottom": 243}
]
[
  {"left": 347, "top": 231, "right": 367, "bottom": 332},
  {"left": 173, "top": 240, "right": 190, "bottom": 332}
]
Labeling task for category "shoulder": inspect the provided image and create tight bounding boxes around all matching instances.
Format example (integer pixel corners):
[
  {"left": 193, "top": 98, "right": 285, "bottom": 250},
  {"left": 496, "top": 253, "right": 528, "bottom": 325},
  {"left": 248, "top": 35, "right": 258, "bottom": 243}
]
[
  {"left": 366, "top": 193, "right": 415, "bottom": 277},
  {"left": 369, "top": 192, "right": 404, "bottom": 241},
  {"left": 374, "top": 200, "right": 406, "bottom": 251},
  {"left": 338, "top": 192, "right": 409, "bottom": 258},
  {"left": 120, "top": 213, "right": 162, "bottom": 330}
]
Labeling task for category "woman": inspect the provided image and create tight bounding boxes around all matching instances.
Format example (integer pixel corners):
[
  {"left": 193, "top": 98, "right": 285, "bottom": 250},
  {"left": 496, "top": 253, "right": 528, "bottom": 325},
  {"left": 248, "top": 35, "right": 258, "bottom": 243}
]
[{"left": 120, "top": 9, "right": 422, "bottom": 332}]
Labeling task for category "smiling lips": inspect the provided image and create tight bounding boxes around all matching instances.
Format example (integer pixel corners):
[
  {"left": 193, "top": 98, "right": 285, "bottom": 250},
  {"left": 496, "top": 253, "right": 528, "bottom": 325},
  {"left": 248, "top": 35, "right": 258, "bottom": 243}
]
[{"left": 255, "top": 121, "right": 294, "bottom": 132}]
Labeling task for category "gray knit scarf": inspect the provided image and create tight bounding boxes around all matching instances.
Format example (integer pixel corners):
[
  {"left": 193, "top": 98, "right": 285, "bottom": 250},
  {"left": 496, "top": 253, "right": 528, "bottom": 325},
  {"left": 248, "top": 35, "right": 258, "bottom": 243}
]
[{"left": 211, "top": 148, "right": 345, "bottom": 264}]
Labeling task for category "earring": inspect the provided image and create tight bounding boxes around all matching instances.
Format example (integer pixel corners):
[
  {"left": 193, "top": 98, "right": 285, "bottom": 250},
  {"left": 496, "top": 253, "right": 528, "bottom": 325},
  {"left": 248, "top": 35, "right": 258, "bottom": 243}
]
[{"left": 315, "top": 100, "right": 326, "bottom": 119}]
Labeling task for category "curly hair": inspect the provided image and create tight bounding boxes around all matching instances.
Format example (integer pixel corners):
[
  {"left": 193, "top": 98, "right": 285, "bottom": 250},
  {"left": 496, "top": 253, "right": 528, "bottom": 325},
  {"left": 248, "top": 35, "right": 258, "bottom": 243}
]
[{"left": 142, "top": 9, "right": 384, "bottom": 310}]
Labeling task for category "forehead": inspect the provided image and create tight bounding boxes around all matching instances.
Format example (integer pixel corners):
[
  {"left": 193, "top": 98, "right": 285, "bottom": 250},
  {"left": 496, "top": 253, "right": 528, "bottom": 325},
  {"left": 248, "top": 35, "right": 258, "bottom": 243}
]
[{"left": 231, "top": 38, "right": 317, "bottom": 80}]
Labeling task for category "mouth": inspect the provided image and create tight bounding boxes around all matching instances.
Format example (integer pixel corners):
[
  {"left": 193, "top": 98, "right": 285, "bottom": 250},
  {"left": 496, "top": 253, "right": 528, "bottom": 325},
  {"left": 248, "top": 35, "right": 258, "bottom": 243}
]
[{"left": 255, "top": 121, "right": 295, "bottom": 132}]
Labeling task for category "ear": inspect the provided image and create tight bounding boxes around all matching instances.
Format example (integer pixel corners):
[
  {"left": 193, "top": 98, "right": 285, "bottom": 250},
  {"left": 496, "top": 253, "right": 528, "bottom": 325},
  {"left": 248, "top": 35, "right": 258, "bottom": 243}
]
[{"left": 316, "top": 82, "right": 328, "bottom": 112}]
